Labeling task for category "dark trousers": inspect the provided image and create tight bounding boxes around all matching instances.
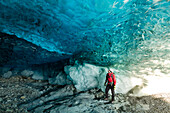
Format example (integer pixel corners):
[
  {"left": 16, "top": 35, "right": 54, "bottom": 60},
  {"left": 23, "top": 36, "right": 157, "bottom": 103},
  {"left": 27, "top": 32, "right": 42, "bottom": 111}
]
[{"left": 105, "top": 84, "right": 115, "bottom": 101}]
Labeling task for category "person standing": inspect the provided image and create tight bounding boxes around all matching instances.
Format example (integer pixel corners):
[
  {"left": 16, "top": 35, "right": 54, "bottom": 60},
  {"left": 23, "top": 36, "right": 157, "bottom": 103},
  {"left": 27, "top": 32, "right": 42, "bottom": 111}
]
[{"left": 104, "top": 70, "right": 116, "bottom": 103}]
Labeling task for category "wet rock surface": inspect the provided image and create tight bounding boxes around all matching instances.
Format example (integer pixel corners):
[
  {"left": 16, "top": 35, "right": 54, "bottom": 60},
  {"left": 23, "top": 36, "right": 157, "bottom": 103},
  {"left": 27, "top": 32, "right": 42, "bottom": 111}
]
[{"left": 0, "top": 76, "right": 170, "bottom": 113}]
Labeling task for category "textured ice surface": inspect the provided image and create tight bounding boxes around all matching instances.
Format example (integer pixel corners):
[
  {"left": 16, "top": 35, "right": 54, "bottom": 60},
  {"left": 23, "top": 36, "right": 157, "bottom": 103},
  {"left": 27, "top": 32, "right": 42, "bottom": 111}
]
[
  {"left": 64, "top": 63, "right": 106, "bottom": 91},
  {"left": 0, "top": 0, "right": 169, "bottom": 65},
  {"left": 64, "top": 63, "right": 170, "bottom": 95}
]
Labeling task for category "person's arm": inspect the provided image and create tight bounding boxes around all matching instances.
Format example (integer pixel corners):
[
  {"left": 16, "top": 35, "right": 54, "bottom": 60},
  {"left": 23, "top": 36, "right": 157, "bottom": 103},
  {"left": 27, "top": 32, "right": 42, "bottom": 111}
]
[{"left": 113, "top": 74, "right": 116, "bottom": 86}]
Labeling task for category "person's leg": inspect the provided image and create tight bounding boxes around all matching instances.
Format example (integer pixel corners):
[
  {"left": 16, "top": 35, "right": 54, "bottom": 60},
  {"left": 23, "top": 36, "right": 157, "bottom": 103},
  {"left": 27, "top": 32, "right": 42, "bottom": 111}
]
[
  {"left": 105, "top": 84, "right": 110, "bottom": 99},
  {"left": 111, "top": 85, "right": 115, "bottom": 101}
]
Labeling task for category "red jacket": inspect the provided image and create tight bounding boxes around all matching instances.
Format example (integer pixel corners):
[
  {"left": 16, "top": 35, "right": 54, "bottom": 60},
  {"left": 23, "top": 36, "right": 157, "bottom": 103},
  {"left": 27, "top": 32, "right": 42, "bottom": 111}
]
[{"left": 106, "top": 72, "right": 116, "bottom": 85}]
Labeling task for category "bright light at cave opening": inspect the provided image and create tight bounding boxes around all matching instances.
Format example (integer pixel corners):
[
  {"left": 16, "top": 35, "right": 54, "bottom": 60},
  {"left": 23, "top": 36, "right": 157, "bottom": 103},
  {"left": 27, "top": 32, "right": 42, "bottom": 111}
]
[
  {"left": 141, "top": 76, "right": 170, "bottom": 96},
  {"left": 138, "top": 59, "right": 170, "bottom": 95}
]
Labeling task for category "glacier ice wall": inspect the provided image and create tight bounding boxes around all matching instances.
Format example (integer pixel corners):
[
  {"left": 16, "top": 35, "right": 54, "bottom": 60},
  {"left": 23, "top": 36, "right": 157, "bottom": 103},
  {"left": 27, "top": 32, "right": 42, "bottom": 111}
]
[
  {"left": 0, "top": 0, "right": 170, "bottom": 94},
  {"left": 65, "top": 62, "right": 170, "bottom": 95},
  {"left": 0, "top": 0, "right": 169, "bottom": 65}
]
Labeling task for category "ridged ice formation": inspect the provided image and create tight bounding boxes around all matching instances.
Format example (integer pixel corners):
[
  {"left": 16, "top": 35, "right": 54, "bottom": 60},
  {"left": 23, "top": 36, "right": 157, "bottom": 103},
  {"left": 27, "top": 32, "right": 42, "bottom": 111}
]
[{"left": 0, "top": 0, "right": 169, "bottom": 66}]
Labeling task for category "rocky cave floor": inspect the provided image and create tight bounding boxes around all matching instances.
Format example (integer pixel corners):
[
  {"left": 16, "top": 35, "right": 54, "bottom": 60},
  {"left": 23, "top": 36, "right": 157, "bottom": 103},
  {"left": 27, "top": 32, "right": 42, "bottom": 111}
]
[{"left": 0, "top": 76, "right": 170, "bottom": 113}]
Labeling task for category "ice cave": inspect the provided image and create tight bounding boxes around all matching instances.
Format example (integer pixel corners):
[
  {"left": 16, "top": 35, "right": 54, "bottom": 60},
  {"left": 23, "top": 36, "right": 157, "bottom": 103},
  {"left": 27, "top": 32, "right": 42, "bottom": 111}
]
[{"left": 0, "top": 0, "right": 170, "bottom": 112}]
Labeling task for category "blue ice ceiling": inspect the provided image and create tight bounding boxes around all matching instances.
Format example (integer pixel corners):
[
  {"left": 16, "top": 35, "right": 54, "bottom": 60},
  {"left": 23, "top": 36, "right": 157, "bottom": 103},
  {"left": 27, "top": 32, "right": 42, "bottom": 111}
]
[{"left": 0, "top": 0, "right": 169, "bottom": 65}]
